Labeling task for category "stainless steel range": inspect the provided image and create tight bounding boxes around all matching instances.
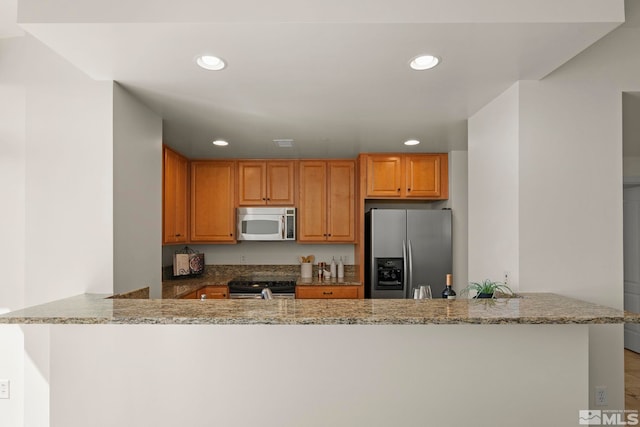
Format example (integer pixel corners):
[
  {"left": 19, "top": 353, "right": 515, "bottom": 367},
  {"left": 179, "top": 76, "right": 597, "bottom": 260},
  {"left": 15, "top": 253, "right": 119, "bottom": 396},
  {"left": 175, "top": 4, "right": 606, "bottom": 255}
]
[{"left": 227, "top": 275, "right": 297, "bottom": 299}]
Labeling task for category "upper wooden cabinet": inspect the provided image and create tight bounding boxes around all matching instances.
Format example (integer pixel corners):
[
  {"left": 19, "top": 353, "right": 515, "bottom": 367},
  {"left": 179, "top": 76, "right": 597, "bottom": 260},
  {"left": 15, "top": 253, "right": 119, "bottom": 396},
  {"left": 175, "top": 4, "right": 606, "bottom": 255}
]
[
  {"left": 237, "top": 161, "right": 296, "bottom": 206},
  {"left": 162, "top": 146, "right": 189, "bottom": 245},
  {"left": 363, "top": 153, "right": 448, "bottom": 199},
  {"left": 298, "top": 160, "right": 356, "bottom": 243},
  {"left": 190, "top": 161, "right": 236, "bottom": 243}
]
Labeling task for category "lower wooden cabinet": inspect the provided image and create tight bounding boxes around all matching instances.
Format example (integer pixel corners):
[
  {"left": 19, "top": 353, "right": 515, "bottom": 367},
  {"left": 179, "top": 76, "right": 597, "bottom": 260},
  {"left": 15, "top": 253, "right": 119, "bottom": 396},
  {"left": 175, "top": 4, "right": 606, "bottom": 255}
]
[
  {"left": 295, "top": 285, "right": 360, "bottom": 299},
  {"left": 196, "top": 286, "right": 229, "bottom": 299},
  {"left": 181, "top": 290, "right": 199, "bottom": 299}
]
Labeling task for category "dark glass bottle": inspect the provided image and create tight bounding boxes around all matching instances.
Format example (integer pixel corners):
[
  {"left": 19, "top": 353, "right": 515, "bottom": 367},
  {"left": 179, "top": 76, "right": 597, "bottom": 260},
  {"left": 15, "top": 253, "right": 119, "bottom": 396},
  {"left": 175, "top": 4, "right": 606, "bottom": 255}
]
[{"left": 442, "top": 274, "right": 456, "bottom": 300}]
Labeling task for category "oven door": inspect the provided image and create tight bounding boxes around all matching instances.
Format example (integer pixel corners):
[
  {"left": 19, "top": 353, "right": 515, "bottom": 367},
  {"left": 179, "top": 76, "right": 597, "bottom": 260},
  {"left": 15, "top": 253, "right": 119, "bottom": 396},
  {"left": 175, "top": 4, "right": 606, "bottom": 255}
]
[
  {"left": 230, "top": 293, "right": 295, "bottom": 299},
  {"left": 237, "top": 214, "right": 284, "bottom": 241}
]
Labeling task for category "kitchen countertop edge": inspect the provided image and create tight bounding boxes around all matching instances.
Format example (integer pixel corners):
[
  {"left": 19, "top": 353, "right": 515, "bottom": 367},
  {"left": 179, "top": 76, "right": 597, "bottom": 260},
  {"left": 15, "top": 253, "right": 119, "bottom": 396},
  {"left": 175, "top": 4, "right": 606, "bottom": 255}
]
[{"left": 0, "top": 293, "right": 625, "bottom": 326}]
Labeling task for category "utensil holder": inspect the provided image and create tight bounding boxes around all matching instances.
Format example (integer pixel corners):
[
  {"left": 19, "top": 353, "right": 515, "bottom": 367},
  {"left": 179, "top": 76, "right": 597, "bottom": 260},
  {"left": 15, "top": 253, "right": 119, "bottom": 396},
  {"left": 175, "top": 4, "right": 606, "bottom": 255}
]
[{"left": 301, "top": 263, "right": 312, "bottom": 278}]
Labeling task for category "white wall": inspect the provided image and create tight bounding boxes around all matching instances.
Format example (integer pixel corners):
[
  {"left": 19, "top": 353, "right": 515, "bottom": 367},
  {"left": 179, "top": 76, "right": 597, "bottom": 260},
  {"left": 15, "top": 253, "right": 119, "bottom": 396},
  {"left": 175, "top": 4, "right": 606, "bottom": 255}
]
[
  {"left": 468, "top": 84, "right": 520, "bottom": 290},
  {"left": 516, "top": 77, "right": 625, "bottom": 412},
  {"left": 49, "top": 324, "right": 588, "bottom": 427},
  {"left": 113, "top": 83, "right": 162, "bottom": 297},
  {"left": 0, "top": 37, "right": 27, "bottom": 427},
  {"left": 448, "top": 151, "right": 469, "bottom": 288},
  {"left": 518, "top": 81, "right": 622, "bottom": 307},
  {"left": 0, "top": 33, "right": 115, "bottom": 426},
  {"left": 468, "top": 11, "right": 640, "bottom": 406},
  {"left": 163, "top": 243, "right": 356, "bottom": 268}
]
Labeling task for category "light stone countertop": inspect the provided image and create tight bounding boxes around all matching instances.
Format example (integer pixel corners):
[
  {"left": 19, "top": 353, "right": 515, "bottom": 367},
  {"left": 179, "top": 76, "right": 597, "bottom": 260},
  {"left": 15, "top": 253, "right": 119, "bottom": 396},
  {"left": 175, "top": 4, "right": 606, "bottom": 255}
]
[
  {"left": 165, "top": 275, "right": 362, "bottom": 299},
  {"left": 0, "top": 293, "right": 624, "bottom": 325}
]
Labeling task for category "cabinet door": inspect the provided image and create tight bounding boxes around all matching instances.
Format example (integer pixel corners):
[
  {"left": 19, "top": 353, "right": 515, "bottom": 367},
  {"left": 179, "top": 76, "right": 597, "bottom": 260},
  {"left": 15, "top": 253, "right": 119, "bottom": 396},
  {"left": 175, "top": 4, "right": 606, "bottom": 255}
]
[
  {"left": 197, "top": 286, "right": 229, "bottom": 299},
  {"left": 190, "top": 161, "right": 236, "bottom": 242},
  {"left": 327, "top": 161, "right": 356, "bottom": 242},
  {"left": 405, "top": 154, "right": 448, "bottom": 198},
  {"left": 298, "top": 161, "right": 327, "bottom": 242},
  {"left": 181, "top": 290, "right": 198, "bottom": 299},
  {"left": 266, "top": 161, "right": 295, "bottom": 205},
  {"left": 365, "top": 155, "right": 402, "bottom": 197},
  {"left": 295, "top": 286, "right": 359, "bottom": 299},
  {"left": 163, "top": 147, "right": 188, "bottom": 244},
  {"left": 238, "top": 161, "right": 266, "bottom": 206}
]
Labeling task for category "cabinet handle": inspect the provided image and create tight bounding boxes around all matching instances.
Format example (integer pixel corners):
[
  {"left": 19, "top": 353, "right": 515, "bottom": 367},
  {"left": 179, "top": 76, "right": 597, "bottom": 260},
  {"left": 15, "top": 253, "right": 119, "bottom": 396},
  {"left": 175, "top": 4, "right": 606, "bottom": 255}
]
[
  {"left": 407, "top": 188, "right": 411, "bottom": 192},
  {"left": 323, "top": 291, "right": 333, "bottom": 295},
  {"left": 175, "top": 234, "right": 181, "bottom": 237},
  {"left": 230, "top": 233, "right": 233, "bottom": 236},
  {"left": 262, "top": 198, "right": 266, "bottom": 200},
  {"left": 327, "top": 234, "right": 331, "bottom": 237},
  {"left": 397, "top": 188, "right": 401, "bottom": 192},
  {"left": 267, "top": 198, "right": 270, "bottom": 201}
]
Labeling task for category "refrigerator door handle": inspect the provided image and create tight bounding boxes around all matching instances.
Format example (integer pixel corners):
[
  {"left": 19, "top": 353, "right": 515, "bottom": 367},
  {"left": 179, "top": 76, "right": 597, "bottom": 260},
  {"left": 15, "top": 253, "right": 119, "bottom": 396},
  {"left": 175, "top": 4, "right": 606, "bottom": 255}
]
[
  {"left": 408, "top": 239, "right": 414, "bottom": 296},
  {"left": 402, "top": 240, "right": 409, "bottom": 298}
]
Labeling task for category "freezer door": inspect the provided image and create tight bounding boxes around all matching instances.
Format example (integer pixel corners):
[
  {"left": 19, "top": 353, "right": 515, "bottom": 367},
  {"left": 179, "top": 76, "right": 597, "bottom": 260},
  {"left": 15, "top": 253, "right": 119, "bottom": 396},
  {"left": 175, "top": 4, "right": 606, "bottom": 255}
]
[
  {"left": 406, "top": 210, "right": 452, "bottom": 297},
  {"left": 370, "top": 209, "right": 406, "bottom": 257},
  {"left": 369, "top": 210, "right": 407, "bottom": 299}
]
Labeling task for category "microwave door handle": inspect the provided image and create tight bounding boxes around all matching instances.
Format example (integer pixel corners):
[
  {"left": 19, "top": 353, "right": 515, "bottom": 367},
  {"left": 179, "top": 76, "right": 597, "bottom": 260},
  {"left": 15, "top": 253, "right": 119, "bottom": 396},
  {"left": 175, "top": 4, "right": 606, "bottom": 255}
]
[{"left": 282, "top": 215, "right": 285, "bottom": 239}]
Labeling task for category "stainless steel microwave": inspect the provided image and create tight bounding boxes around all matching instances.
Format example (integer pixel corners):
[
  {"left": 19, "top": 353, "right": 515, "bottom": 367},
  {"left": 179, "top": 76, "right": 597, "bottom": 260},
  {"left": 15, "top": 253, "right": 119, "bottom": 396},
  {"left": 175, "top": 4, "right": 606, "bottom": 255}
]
[{"left": 237, "top": 207, "right": 296, "bottom": 241}]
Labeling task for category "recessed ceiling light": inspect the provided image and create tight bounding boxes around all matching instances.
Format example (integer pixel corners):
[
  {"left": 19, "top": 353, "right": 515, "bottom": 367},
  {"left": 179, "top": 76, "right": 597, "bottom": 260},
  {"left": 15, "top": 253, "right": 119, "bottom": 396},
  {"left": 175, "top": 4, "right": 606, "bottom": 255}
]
[
  {"left": 409, "top": 55, "right": 440, "bottom": 71},
  {"left": 212, "top": 140, "right": 229, "bottom": 146},
  {"left": 404, "top": 139, "right": 420, "bottom": 146},
  {"left": 197, "top": 55, "right": 226, "bottom": 71}
]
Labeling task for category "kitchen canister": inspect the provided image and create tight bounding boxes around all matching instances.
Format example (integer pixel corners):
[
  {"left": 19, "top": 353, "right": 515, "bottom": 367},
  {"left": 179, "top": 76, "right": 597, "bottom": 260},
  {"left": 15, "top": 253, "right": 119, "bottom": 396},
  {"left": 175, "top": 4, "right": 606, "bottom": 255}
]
[
  {"left": 301, "top": 263, "right": 312, "bottom": 278},
  {"left": 173, "top": 246, "right": 204, "bottom": 277}
]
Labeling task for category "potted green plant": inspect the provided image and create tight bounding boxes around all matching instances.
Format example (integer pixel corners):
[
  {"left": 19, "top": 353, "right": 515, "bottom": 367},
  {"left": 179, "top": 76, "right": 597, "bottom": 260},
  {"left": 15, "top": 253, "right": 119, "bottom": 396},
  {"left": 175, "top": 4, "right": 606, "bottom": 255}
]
[{"left": 462, "top": 279, "right": 513, "bottom": 299}]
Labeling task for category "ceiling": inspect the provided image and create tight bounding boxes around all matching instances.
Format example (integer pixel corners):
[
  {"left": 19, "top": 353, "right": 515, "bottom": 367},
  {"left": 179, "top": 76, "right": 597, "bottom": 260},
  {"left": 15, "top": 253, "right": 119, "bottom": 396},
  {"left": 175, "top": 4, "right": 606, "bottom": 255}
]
[{"left": 12, "top": 0, "right": 625, "bottom": 159}]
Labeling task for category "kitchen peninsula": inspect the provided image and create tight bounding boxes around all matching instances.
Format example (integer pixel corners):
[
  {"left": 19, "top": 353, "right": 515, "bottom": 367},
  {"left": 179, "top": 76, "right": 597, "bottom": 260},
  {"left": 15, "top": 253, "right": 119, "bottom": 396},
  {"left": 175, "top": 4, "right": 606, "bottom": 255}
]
[{"left": 0, "top": 293, "right": 622, "bottom": 427}]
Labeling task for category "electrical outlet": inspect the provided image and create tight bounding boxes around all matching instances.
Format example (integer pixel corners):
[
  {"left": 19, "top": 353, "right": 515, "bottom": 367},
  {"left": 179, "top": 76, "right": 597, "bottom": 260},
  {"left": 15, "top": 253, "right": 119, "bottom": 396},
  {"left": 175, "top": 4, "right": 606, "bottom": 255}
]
[
  {"left": 595, "top": 386, "right": 607, "bottom": 406},
  {"left": 0, "top": 379, "right": 9, "bottom": 399},
  {"left": 504, "top": 271, "right": 510, "bottom": 286},
  {"left": 240, "top": 255, "right": 246, "bottom": 263}
]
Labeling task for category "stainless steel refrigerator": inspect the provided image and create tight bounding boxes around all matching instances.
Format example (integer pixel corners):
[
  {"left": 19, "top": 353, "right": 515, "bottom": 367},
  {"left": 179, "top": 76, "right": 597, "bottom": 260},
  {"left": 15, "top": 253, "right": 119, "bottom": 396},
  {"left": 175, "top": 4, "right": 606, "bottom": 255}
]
[{"left": 365, "top": 209, "right": 452, "bottom": 299}]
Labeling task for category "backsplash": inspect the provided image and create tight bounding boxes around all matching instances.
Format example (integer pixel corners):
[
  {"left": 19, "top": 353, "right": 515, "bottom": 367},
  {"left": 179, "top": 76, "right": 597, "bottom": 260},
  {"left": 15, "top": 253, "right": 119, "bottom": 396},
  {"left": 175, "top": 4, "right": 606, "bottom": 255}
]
[
  {"left": 162, "top": 243, "right": 355, "bottom": 268},
  {"left": 163, "top": 264, "right": 358, "bottom": 281}
]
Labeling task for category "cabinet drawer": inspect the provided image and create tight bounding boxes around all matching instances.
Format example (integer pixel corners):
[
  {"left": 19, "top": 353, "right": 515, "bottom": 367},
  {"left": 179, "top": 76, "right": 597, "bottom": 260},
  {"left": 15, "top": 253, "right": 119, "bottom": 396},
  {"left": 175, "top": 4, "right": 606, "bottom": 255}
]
[
  {"left": 295, "top": 286, "right": 359, "bottom": 299},
  {"left": 197, "top": 286, "right": 229, "bottom": 299}
]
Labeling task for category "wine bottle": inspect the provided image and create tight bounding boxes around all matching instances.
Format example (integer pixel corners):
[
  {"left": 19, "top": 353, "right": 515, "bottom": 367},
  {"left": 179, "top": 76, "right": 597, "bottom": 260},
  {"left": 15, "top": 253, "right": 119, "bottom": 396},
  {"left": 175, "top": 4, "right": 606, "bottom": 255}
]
[{"left": 442, "top": 274, "right": 456, "bottom": 300}]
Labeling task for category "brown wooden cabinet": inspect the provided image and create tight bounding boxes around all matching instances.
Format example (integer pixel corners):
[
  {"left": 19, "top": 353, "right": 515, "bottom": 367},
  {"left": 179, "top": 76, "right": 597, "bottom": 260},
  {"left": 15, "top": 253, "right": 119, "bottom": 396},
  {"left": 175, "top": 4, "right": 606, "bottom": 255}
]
[
  {"left": 197, "top": 286, "right": 229, "bottom": 299},
  {"left": 295, "top": 285, "right": 360, "bottom": 299},
  {"left": 162, "top": 146, "right": 189, "bottom": 245},
  {"left": 298, "top": 160, "right": 356, "bottom": 243},
  {"left": 181, "top": 289, "right": 199, "bottom": 299},
  {"left": 364, "top": 153, "right": 448, "bottom": 199},
  {"left": 237, "top": 160, "right": 295, "bottom": 206},
  {"left": 190, "top": 161, "right": 236, "bottom": 243}
]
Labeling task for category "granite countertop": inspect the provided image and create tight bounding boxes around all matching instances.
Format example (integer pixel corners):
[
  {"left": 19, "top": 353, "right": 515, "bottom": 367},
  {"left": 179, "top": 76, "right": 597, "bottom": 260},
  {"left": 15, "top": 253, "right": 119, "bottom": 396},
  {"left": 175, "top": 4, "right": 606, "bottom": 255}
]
[
  {"left": 164, "top": 275, "right": 362, "bottom": 298},
  {"left": 295, "top": 276, "right": 361, "bottom": 286},
  {"left": 0, "top": 293, "right": 624, "bottom": 325}
]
